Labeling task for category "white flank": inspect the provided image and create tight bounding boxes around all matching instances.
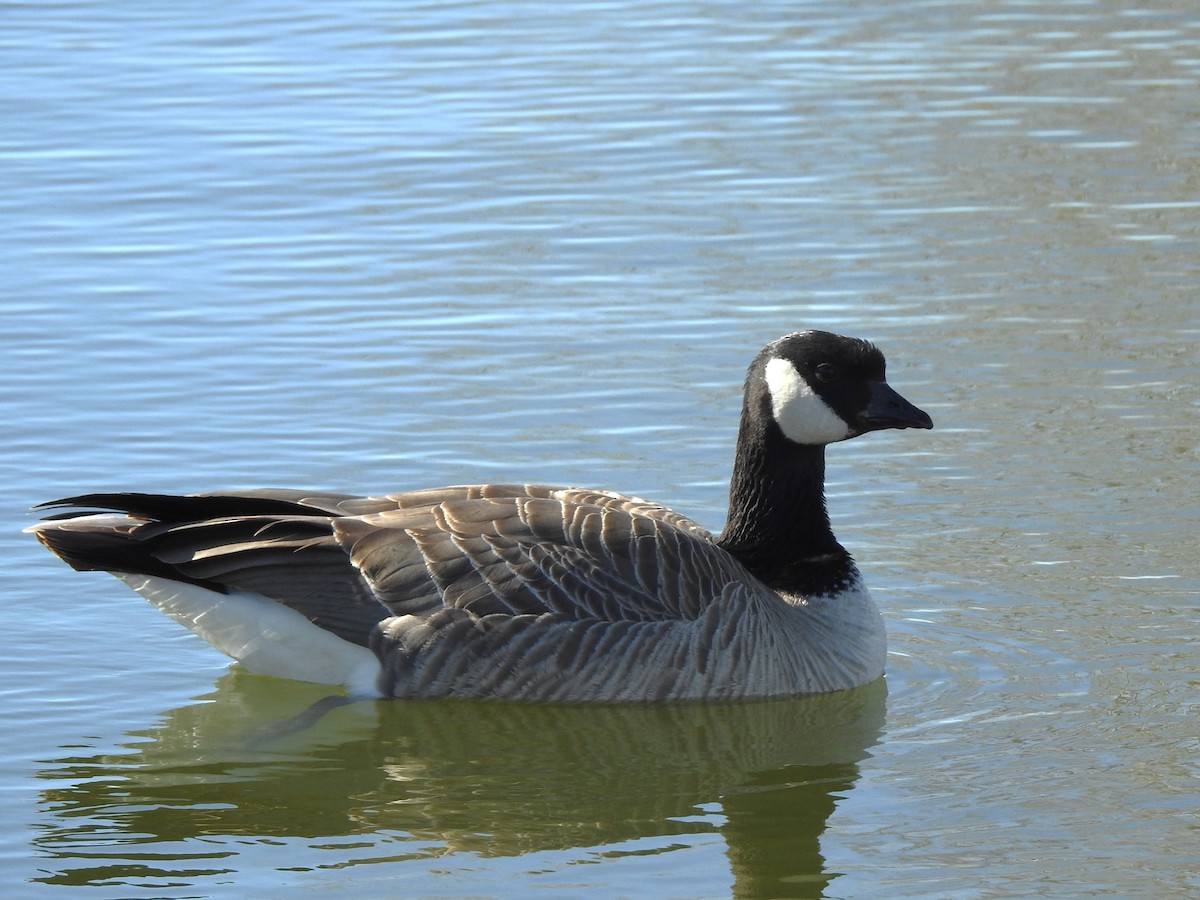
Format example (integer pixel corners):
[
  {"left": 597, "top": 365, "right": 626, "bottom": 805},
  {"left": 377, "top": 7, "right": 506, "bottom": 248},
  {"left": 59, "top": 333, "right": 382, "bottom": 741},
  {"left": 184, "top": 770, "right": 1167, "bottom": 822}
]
[
  {"left": 763, "top": 357, "right": 852, "bottom": 444},
  {"left": 116, "top": 574, "right": 384, "bottom": 698}
]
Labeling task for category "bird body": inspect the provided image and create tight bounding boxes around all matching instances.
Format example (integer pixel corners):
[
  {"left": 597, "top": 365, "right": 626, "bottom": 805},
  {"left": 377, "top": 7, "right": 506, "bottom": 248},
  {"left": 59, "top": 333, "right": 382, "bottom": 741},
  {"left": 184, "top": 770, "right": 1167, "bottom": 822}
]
[{"left": 30, "top": 331, "right": 931, "bottom": 702}]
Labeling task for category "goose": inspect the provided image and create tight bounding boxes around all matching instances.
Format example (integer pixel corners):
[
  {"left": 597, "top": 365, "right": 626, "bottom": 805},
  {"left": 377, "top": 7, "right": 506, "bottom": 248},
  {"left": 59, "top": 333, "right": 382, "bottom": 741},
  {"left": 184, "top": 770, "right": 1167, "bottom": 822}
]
[{"left": 29, "top": 330, "right": 932, "bottom": 702}]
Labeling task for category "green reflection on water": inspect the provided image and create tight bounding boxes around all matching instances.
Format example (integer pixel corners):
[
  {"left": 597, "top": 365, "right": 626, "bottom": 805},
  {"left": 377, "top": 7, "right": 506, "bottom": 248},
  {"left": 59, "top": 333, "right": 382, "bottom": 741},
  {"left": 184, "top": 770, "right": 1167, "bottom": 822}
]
[{"left": 32, "top": 672, "right": 886, "bottom": 897}]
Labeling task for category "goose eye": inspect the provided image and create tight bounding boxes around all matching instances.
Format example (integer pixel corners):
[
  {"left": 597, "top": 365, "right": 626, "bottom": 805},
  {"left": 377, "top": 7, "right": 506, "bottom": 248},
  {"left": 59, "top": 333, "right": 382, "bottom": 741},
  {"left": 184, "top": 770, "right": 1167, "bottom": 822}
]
[{"left": 814, "top": 363, "right": 839, "bottom": 383}]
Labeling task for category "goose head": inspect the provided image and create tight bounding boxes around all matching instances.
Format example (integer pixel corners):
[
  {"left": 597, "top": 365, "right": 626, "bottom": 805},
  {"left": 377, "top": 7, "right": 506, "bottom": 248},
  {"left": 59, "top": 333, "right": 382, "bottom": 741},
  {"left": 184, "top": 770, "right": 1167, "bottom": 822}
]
[{"left": 754, "top": 330, "right": 932, "bottom": 445}]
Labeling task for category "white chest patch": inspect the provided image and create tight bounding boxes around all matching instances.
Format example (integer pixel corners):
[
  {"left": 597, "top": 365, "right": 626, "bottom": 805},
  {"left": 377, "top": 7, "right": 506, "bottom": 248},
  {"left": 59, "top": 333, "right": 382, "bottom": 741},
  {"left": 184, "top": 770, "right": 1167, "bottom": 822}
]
[{"left": 764, "top": 357, "right": 853, "bottom": 445}]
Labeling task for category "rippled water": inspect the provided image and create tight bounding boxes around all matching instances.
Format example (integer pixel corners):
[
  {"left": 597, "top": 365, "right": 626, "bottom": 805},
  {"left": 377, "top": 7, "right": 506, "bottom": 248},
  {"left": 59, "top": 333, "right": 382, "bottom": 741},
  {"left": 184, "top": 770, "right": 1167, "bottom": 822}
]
[{"left": 3, "top": 2, "right": 1198, "bottom": 897}]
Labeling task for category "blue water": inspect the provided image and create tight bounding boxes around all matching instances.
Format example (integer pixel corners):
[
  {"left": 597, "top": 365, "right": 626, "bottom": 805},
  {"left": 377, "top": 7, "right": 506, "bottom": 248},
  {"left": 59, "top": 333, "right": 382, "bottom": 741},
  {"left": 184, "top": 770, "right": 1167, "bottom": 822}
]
[{"left": 3, "top": 2, "right": 1198, "bottom": 896}]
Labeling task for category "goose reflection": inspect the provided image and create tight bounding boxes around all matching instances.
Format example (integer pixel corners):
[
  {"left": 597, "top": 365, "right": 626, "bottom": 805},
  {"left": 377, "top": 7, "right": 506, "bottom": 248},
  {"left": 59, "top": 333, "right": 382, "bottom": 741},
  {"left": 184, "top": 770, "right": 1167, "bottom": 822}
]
[{"left": 34, "top": 673, "right": 885, "bottom": 897}]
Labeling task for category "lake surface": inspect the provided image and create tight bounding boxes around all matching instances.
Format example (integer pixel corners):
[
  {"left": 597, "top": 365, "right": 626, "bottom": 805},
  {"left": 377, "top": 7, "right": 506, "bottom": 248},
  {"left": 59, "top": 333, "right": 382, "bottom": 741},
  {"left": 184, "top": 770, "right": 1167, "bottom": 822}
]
[{"left": 3, "top": 1, "right": 1198, "bottom": 896}]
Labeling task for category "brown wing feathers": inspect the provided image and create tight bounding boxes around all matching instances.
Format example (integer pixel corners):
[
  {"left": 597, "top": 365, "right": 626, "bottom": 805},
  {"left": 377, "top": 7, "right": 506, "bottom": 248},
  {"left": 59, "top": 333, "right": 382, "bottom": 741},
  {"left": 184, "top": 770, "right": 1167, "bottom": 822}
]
[{"left": 34, "top": 486, "right": 736, "bottom": 656}]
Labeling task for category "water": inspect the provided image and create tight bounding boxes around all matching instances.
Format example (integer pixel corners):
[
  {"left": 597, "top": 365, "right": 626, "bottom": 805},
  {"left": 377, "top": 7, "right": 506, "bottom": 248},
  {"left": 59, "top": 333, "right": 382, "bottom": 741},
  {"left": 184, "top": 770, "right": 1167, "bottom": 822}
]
[{"left": 3, "top": 1, "right": 1198, "bottom": 896}]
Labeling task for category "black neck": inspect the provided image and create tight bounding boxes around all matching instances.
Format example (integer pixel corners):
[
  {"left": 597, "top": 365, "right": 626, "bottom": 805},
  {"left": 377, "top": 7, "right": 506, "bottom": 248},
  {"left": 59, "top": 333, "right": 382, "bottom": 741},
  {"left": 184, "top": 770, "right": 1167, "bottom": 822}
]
[{"left": 715, "top": 414, "right": 855, "bottom": 597}]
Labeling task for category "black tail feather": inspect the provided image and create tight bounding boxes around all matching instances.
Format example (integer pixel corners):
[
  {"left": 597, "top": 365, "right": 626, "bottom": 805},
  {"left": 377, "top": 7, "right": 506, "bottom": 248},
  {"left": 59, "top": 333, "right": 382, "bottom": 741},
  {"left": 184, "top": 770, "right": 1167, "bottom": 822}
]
[
  {"left": 31, "top": 518, "right": 230, "bottom": 593},
  {"left": 35, "top": 491, "right": 341, "bottom": 524}
]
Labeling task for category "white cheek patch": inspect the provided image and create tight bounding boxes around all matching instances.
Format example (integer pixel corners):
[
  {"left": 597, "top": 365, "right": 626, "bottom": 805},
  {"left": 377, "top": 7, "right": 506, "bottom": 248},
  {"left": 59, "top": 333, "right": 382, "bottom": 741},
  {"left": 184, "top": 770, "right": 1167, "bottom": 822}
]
[{"left": 764, "top": 357, "right": 853, "bottom": 445}]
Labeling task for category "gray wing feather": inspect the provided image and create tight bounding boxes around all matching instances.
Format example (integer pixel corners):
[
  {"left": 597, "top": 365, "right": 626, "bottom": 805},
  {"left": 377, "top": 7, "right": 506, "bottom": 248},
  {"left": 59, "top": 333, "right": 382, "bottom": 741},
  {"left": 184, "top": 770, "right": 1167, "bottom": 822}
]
[{"left": 335, "top": 487, "right": 739, "bottom": 625}]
